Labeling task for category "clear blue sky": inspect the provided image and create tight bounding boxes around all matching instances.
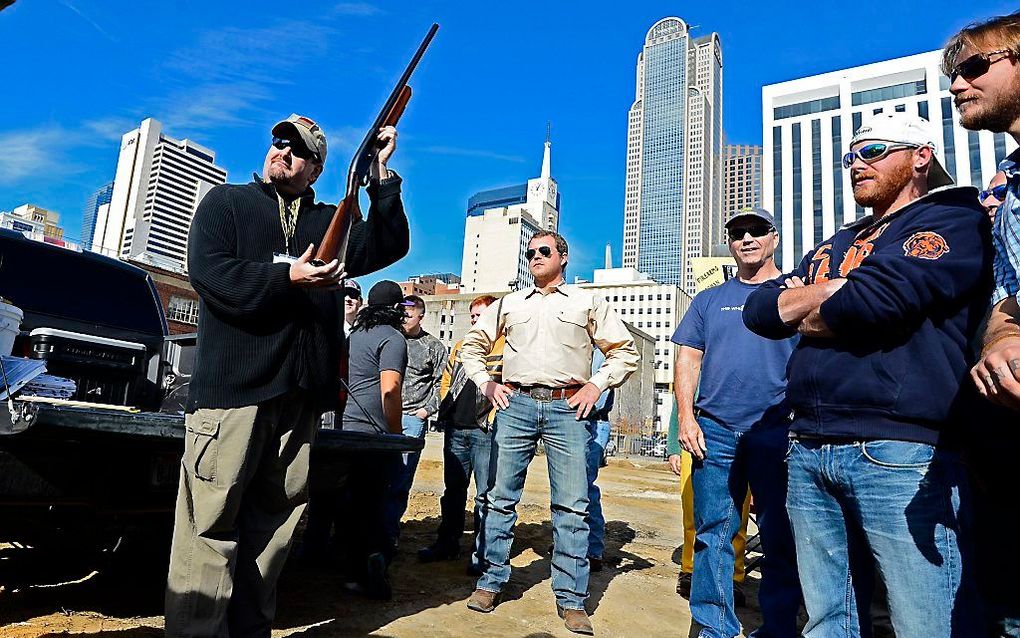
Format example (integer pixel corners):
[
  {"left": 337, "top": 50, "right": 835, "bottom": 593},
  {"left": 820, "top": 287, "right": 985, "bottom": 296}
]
[{"left": 0, "top": 0, "right": 1014, "bottom": 287}]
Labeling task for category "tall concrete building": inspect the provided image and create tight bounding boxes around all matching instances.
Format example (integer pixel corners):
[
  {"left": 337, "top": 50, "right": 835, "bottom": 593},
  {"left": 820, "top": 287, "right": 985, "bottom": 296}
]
[
  {"left": 722, "top": 144, "right": 763, "bottom": 242},
  {"left": 763, "top": 50, "right": 1018, "bottom": 270},
  {"left": 622, "top": 17, "right": 724, "bottom": 294},
  {"left": 81, "top": 182, "right": 114, "bottom": 250},
  {"left": 460, "top": 137, "right": 560, "bottom": 293},
  {"left": 92, "top": 118, "right": 227, "bottom": 271}
]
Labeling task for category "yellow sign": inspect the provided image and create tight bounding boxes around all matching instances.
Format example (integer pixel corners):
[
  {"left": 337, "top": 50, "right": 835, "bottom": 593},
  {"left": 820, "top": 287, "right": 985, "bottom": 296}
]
[{"left": 691, "top": 257, "right": 737, "bottom": 294}]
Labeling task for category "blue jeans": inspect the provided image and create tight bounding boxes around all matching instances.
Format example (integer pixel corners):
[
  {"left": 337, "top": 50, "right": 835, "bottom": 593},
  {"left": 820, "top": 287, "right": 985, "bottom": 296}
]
[
  {"left": 477, "top": 393, "right": 591, "bottom": 610},
  {"left": 435, "top": 426, "right": 493, "bottom": 567},
  {"left": 586, "top": 420, "right": 611, "bottom": 559},
  {"left": 691, "top": 415, "right": 801, "bottom": 638},
  {"left": 787, "top": 439, "right": 979, "bottom": 638},
  {"left": 383, "top": 414, "right": 426, "bottom": 545}
]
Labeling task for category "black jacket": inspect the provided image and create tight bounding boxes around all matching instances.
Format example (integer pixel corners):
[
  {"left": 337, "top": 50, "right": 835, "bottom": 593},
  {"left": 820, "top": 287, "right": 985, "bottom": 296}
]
[
  {"left": 743, "top": 187, "right": 992, "bottom": 445},
  {"left": 186, "top": 175, "right": 408, "bottom": 412}
]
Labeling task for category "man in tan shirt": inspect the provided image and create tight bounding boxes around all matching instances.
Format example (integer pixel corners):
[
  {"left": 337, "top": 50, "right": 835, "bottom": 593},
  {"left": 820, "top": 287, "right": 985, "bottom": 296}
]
[{"left": 460, "top": 230, "right": 638, "bottom": 636}]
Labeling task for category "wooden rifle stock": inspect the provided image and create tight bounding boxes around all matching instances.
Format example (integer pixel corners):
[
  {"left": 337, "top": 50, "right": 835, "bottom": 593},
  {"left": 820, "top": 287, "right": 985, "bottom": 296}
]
[{"left": 313, "top": 24, "right": 437, "bottom": 265}]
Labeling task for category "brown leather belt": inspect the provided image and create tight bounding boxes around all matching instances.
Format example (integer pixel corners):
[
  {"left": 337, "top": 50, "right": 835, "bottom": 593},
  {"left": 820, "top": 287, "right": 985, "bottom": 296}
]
[{"left": 506, "top": 383, "right": 582, "bottom": 401}]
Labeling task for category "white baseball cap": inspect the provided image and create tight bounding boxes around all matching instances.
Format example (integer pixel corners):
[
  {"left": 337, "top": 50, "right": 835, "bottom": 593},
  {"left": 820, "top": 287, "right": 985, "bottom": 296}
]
[{"left": 850, "top": 113, "right": 954, "bottom": 188}]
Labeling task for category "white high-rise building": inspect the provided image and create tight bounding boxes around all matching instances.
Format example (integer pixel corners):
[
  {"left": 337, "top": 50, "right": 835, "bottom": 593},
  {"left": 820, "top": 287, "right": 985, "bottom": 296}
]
[
  {"left": 763, "top": 50, "right": 1018, "bottom": 271},
  {"left": 93, "top": 118, "right": 227, "bottom": 272},
  {"left": 577, "top": 266, "right": 690, "bottom": 431},
  {"left": 622, "top": 17, "right": 724, "bottom": 295},
  {"left": 460, "top": 137, "right": 560, "bottom": 293}
]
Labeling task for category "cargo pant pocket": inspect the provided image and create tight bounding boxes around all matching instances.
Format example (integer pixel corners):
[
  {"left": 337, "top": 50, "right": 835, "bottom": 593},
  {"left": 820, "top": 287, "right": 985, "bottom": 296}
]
[{"left": 184, "top": 414, "right": 221, "bottom": 483}]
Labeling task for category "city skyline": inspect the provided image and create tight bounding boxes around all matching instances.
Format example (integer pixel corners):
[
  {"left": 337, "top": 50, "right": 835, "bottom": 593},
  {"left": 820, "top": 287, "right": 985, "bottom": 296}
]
[{"left": 1, "top": 0, "right": 1015, "bottom": 288}]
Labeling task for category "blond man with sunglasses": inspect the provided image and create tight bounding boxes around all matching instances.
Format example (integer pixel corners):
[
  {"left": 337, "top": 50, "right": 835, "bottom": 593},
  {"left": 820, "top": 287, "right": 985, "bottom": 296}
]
[
  {"left": 944, "top": 12, "right": 1020, "bottom": 636},
  {"left": 744, "top": 112, "right": 991, "bottom": 637}
]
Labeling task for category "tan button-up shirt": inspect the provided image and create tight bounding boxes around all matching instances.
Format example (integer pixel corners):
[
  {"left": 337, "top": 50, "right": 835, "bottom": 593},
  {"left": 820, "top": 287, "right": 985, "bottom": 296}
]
[{"left": 460, "top": 282, "right": 639, "bottom": 392}]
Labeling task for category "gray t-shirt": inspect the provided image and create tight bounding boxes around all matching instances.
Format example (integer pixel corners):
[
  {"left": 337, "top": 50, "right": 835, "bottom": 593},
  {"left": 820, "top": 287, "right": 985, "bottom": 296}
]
[{"left": 342, "top": 325, "right": 408, "bottom": 433}]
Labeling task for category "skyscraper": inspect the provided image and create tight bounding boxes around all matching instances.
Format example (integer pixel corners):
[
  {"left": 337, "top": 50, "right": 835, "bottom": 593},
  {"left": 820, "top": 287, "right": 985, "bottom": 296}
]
[
  {"left": 722, "top": 144, "right": 763, "bottom": 242},
  {"left": 92, "top": 118, "right": 227, "bottom": 271},
  {"left": 81, "top": 182, "right": 113, "bottom": 251},
  {"left": 763, "top": 49, "right": 1019, "bottom": 270},
  {"left": 622, "top": 17, "right": 723, "bottom": 294},
  {"left": 460, "top": 137, "right": 560, "bottom": 293}
]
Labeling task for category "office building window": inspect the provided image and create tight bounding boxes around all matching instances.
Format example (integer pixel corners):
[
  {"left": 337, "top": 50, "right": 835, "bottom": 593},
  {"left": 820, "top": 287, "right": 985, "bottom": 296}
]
[
  {"left": 941, "top": 97, "right": 958, "bottom": 181},
  {"left": 918, "top": 101, "right": 929, "bottom": 120},
  {"left": 811, "top": 119, "right": 823, "bottom": 246},
  {"left": 773, "top": 126, "right": 783, "bottom": 267},
  {"left": 773, "top": 96, "right": 840, "bottom": 120},
  {"left": 994, "top": 133, "right": 1008, "bottom": 165},
  {"left": 968, "top": 130, "right": 982, "bottom": 186},
  {"left": 832, "top": 115, "right": 844, "bottom": 226},
  {"left": 792, "top": 123, "right": 803, "bottom": 261},
  {"left": 851, "top": 79, "right": 926, "bottom": 106},
  {"left": 168, "top": 296, "right": 200, "bottom": 325}
]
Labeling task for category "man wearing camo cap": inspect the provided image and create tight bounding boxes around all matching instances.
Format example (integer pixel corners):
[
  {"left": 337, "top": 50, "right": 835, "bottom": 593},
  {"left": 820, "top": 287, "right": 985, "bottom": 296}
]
[{"left": 165, "top": 115, "right": 409, "bottom": 637}]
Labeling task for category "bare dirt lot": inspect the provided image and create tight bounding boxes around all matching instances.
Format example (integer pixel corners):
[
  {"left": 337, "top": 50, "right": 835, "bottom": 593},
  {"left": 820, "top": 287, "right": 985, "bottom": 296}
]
[{"left": 0, "top": 433, "right": 770, "bottom": 637}]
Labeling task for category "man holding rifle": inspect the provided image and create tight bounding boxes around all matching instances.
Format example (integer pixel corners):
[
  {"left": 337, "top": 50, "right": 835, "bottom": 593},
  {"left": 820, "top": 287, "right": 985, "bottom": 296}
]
[{"left": 165, "top": 115, "right": 408, "bottom": 638}]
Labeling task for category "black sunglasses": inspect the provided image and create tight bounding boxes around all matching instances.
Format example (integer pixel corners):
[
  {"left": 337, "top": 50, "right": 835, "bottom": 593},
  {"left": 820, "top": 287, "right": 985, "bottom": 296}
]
[
  {"left": 979, "top": 184, "right": 1009, "bottom": 202},
  {"left": 949, "top": 49, "right": 1012, "bottom": 82},
  {"left": 271, "top": 136, "right": 320, "bottom": 162},
  {"left": 727, "top": 224, "right": 774, "bottom": 242},
  {"left": 525, "top": 245, "right": 557, "bottom": 260}
]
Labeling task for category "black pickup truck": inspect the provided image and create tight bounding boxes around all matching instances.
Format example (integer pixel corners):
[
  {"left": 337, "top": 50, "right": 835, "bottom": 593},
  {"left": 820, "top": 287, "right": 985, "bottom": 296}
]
[{"left": 0, "top": 228, "right": 420, "bottom": 582}]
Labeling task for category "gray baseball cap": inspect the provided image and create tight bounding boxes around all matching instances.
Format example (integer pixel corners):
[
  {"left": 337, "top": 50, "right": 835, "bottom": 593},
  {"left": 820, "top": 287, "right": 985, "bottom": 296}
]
[
  {"left": 271, "top": 114, "right": 327, "bottom": 164},
  {"left": 725, "top": 207, "right": 776, "bottom": 229}
]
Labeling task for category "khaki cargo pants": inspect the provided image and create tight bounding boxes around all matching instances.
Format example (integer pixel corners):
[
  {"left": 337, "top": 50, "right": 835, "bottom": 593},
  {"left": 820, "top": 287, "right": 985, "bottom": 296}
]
[{"left": 165, "top": 391, "right": 319, "bottom": 638}]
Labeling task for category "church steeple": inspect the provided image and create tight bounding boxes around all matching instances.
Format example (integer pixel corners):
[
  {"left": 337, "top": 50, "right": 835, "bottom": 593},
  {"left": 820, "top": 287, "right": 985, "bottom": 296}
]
[{"left": 541, "top": 121, "right": 551, "bottom": 180}]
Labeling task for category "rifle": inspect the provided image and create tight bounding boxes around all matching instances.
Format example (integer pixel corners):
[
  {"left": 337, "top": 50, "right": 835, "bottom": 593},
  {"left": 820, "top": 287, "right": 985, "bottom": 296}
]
[{"left": 313, "top": 23, "right": 439, "bottom": 266}]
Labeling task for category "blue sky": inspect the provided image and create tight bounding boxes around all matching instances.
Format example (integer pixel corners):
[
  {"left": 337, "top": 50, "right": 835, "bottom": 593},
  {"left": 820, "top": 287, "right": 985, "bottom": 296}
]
[{"left": 0, "top": 0, "right": 1014, "bottom": 287}]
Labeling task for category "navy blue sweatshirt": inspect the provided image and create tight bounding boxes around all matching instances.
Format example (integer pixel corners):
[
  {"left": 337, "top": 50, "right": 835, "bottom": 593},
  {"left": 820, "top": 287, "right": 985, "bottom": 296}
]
[{"left": 743, "top": 187, "right": 992, "bottom": 445}]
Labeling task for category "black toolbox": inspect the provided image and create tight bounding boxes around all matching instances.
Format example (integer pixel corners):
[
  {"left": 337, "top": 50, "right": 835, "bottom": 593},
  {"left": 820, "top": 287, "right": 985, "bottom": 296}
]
[{"left": 28, "top": 328, "right": 148, "bottom": 406}]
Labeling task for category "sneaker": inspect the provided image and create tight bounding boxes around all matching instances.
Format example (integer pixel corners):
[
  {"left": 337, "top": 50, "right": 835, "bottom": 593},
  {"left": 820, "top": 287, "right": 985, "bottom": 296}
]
[
  {"left": 676, "top": 571, "right": 692, "bottom": 597},
  {"left": 417, "top": 544, "right": 461, "bottom": 563}
]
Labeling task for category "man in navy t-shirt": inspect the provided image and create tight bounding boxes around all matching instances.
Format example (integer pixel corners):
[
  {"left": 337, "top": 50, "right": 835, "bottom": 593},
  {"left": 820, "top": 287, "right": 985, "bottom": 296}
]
[{"left": 671, "top": 208, "right": 801, "bottom": 638}]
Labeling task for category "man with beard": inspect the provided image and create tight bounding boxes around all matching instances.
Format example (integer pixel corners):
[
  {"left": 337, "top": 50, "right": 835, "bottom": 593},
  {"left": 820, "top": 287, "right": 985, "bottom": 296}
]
[
  {"left": 744, "top": 112, "right": 991, "bottom": 637},
  {"left": 165, "top": 115, "right": 408, "bottom": 637},
  {"left": 944, "top": 13, "right": 1020, "bottom": 635}
]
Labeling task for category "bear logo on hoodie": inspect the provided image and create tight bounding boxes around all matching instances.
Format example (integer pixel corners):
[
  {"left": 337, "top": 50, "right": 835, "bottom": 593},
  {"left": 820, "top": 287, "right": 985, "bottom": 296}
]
[{"left": 902, "top": 231, "right": 950, "bottom": 260}]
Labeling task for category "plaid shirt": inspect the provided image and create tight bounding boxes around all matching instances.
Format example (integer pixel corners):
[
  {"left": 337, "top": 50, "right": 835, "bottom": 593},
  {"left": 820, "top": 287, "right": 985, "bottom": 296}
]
[{"left": 991, "top": 148, "right": 1020, "bottom": 305}]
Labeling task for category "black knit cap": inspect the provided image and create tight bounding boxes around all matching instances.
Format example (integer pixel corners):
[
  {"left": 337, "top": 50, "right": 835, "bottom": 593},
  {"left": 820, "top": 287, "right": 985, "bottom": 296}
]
[{"left": 367, "top": 280, "right": 414, "bottom": 307}]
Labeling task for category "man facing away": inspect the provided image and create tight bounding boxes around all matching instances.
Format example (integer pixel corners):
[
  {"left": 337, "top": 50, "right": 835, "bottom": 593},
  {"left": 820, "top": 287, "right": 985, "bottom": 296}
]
[
  {"left": 944, "top": 13, "right": 1020, "bottom": 635},
  {"left": 382, "top": 294, "right": 447, "bottom": 548},
  {"left": 744, "top": 112, "right": 991, "bottom": 637},
  {"left": 459, "top": 230, "right": 639, "bottom": 636},
  {"left": 672, "top": 208, "right": 801, "bottom": 638},
  {"left": 419, "top": 294, "right": 504, "bottom": 574},
  {"left": 166, "top": 115, "right": 408, "bottom": 637}
]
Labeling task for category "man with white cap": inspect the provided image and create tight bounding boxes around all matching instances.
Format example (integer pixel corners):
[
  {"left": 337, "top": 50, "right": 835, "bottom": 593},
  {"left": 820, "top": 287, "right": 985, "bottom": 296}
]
[
  {"left": 166, "top": 115, "right": 408, "bottom": 637},
  {"left": 744, "top": 112, "right": 992, "bottom": 637}
]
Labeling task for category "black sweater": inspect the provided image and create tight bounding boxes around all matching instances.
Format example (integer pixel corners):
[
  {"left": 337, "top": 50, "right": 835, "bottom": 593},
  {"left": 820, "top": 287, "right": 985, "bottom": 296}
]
[{"left": 186, "top": 175, "right": 408, "bottom": 412}]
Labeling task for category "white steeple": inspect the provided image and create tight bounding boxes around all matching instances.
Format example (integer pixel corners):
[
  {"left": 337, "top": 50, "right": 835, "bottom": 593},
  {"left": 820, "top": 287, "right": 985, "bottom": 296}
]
[
  {"left": 526, "top": 122, "right": 560, "bottom": 232},
  {"left": 541, "top": 121, "right": 551, "bottom": 179}
]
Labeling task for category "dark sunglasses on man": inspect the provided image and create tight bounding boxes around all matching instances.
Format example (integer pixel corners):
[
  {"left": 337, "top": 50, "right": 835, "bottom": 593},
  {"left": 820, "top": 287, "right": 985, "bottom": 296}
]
[
  {"left": 271, "top": 136, "right": 320, "bottom": 163},
  {"left": 949, "top": 49, "right": 1014, "bottom": 82},
  {"left": 979, "top": 184, "right": 1009, "bottom": 202},
  {"left": 727, "top": 224, "right": 774, "bottom": 242},
  {"left": 525, "top": 245, "right": 558, "bottom": 260}
]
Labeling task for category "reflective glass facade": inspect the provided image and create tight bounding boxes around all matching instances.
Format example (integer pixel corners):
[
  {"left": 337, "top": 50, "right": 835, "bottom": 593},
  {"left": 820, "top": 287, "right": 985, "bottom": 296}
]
[
  {"left": 81, "top": 182, "right": 114, "bottom": 250},
  {"left": 941, "top": 97, "right": 957, "bottom": 182},
  {"left": 773, "top": 127, "right": 783, "bottom": 267},
  {"left": 792, "top": 123, "right": 803, "bottom": 260},
  {"left": 852, "top": 79, "right": 927, "bottom": 106},
  {"left": 811, "top": 120, "right": 823, "bottom": 246},
  {"left": 831, "top": 116, "right": 843, "bottom": 227},
  {"left": 637, "top": 31, "right": 688, "bottom": 285}
]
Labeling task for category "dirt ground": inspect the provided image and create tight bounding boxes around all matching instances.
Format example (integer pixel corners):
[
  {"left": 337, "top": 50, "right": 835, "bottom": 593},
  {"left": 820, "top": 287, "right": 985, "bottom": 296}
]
[{"left": 0, "top": 432, "right": 771, "bottom": 637}]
